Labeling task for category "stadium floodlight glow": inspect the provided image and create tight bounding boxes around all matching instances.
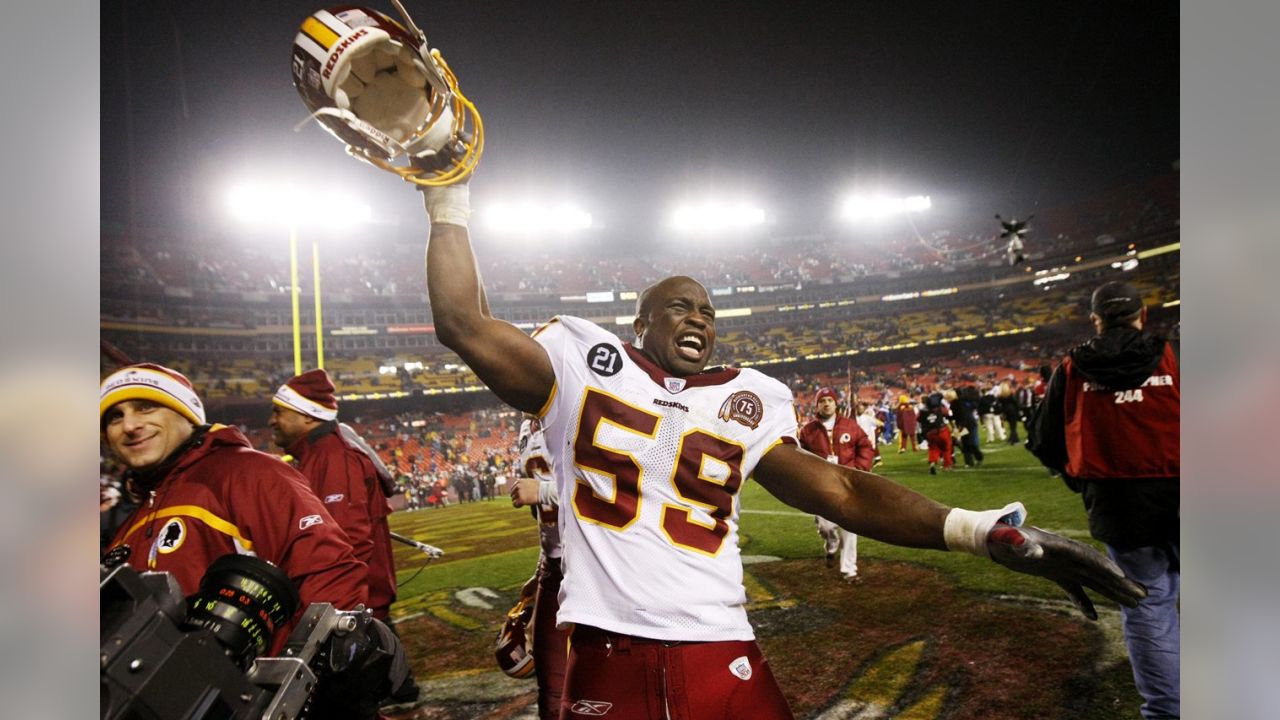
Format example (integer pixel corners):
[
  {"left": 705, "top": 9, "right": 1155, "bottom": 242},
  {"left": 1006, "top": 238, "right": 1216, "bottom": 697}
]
[
  {"left": 225, "top": 178, "right": 371, "bottom": 375},
  {"left": 840, "top": 194, "right": 931, "bottom": 222},
  {"left": 481, "top": 200, "right": 593, "bottom": 235},
  {"left": 225, "top": 182, "right": 371, "bottom": 228},
  {"left": 669, "top": 200, "right": 766, "bottom": 235}
]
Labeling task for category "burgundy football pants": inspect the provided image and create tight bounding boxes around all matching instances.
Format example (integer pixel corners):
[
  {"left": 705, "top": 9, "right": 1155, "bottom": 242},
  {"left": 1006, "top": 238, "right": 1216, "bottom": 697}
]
[
  {"left": 559, "top": 625, "right": 794, "bottom": 720},
  {"left": 535, "top": 558, "right": 570, "bottom": 720}
]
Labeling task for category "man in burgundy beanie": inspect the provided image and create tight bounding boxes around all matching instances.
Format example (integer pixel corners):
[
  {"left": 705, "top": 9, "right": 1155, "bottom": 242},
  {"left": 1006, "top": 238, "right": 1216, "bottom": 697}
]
[
  {"left": 797, "top": 387, "right": 875, "bottom": 582},
  {"left": 270, "top": 368, "right": 399, "bottom": 622}
]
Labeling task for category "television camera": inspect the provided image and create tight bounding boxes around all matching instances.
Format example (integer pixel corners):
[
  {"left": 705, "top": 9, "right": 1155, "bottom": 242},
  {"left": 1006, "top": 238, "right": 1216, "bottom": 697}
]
[{"left": 101, "top": 553, "right": 408, "bottom": 720}]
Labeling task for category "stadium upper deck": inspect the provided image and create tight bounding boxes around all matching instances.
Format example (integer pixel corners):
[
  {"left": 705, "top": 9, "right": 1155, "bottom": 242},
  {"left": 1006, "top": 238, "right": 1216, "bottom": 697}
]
[{"left": 101, "top": 173, "right": 1178, "bottom": 404}]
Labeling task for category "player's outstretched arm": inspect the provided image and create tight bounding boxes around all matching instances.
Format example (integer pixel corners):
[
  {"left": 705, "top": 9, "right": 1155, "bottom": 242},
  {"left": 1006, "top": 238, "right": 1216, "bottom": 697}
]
[
  {"left": 753, "top": 444, "right": 1146, "bottom": 619},
  {"left": 423, "top": 186, "right": 555, "bottom": 414},
  {"left": 755, "top": 443, "right": 950, "bottom": 549}
]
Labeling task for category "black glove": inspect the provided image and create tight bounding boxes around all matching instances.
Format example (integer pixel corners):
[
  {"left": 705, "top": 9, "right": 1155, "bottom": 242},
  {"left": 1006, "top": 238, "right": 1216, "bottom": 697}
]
[{"left": 987, "top": 524, "right": 1147, "bottom": 620}]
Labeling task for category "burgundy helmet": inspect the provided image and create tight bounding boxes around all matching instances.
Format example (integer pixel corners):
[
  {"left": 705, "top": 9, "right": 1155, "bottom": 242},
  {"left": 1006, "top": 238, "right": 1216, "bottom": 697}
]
[{"left": 494, "top": 594, "right": 535, "bottom": 679}]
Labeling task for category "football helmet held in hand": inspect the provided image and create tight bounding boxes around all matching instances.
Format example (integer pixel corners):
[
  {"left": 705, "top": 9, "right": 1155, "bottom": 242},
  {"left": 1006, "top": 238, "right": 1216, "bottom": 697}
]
[
  {"left": 494, "top": 593, "right": 536, "bottom": 679},
  {"left": 291, "top": 1, "right": 483, "bottom": 186}
]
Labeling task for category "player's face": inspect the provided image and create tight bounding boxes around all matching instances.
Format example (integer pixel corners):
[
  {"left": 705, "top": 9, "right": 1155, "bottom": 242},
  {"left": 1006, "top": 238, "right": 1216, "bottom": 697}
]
[
  {"left": 637, "top": 277, "right": 716, "bottom": 376},
  {"left": 816, "top": 397, "right": 837, "bottom": 419},
  {"left": 104, "top": 400, "right": 195, "bottom": 471},
  {"left": 269, "top": 404, "right": 315, "bottom": 448}
]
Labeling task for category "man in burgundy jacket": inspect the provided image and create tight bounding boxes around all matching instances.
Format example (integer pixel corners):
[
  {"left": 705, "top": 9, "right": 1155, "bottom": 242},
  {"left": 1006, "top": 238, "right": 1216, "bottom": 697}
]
[
  {"left": 797, "top": 388, "right": 875, "bottom": 582},
  {"left": 101, "top": 363, "right": 368, "bottom": 653},
  {"left": 270, "top": 369, "right": 399, "bottom": 621}
]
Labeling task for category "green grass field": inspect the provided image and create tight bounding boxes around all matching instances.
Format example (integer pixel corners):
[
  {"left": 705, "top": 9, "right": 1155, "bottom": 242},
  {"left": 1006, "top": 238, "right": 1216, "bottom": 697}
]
[{"left": 385, "top": 440, "right": 1142, "bottom": 719}]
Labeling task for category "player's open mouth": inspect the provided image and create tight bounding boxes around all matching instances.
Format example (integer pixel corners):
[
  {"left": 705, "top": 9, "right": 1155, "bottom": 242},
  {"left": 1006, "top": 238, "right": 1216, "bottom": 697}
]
[{"left": 675, "top": 334, "right": 705, "bottom": 361}]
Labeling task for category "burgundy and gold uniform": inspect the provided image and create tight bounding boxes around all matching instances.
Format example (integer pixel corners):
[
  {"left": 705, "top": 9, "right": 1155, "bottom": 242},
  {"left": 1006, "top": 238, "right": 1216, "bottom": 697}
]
[
  {"left": 531, "top": 315, "right": 799, "bottom": 719},
  {"left": 516, "top": 416, "right": 569, "bottom": 720}
]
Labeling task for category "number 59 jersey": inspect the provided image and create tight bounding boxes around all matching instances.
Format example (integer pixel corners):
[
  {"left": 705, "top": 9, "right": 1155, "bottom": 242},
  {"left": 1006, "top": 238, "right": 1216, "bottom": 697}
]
[{"left": 532, "top": 315, "right": 799, "bottom": 641}]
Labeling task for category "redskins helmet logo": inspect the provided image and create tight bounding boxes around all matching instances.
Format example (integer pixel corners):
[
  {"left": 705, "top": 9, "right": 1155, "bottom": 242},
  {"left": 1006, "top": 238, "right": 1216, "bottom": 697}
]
[{"left": 719, "top": 391, "right": 763, "bottom": 429}]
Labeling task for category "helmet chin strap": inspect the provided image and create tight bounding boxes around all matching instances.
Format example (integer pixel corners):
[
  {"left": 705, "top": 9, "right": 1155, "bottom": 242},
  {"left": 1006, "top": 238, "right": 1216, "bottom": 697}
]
[{"left": 633, "top": 332, "right": 644, "bottom": 350}]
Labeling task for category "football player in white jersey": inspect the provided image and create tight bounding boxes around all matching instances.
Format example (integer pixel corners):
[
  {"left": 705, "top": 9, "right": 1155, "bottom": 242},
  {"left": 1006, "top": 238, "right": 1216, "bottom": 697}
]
[
  {"left": 508, "top": 414, "right": 569, "bottom": 720},
  {"left": 420, "top": 183, "right": 1147, "bottom": 720}
]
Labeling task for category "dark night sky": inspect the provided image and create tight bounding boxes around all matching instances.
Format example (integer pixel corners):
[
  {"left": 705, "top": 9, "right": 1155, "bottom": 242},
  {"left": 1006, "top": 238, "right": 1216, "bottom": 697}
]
[{"left": 100, "top": 1, "right": 1178, "bottom": 243}]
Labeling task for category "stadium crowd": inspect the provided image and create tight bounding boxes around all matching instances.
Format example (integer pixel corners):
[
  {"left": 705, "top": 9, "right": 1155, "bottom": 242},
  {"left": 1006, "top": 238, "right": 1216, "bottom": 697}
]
[{"left": 102, "top": 174, "right": 1175, "bottom": 300}]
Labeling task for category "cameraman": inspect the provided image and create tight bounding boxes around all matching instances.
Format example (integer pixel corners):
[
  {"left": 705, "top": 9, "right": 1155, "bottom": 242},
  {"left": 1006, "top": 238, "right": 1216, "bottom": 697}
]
[{"left": 100, "top": 363, "right": 369, "bottom": 652}]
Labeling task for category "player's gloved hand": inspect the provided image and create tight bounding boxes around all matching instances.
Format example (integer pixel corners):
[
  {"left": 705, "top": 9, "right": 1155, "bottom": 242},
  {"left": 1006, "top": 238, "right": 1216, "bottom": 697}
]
[{"left": 986, "top": 523, "right": 1148, "bottom": 620}]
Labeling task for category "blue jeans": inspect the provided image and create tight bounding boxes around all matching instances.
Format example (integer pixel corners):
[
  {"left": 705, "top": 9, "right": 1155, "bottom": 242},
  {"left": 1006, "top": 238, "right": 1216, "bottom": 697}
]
[{"left": 1109, "top": 543, "right": 1180, "bottom": 719}]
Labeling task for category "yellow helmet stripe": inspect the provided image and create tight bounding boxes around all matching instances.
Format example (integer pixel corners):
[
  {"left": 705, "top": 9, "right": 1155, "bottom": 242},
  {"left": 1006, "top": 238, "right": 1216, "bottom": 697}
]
[{"left": 301, "top": 16, "right": 340, "bottom": 50}]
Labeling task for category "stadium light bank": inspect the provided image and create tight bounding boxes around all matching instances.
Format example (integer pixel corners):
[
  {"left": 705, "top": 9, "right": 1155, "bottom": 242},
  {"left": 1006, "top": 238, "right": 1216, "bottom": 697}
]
[
  {"left": 840, "top": 194, "right": 931, "bottom": 223},
  {"left": 669, "top": 200, "right": 766, "bottom": 235},
  {"left": 481, "top": 200, "right": 593, "bottom": 236}
]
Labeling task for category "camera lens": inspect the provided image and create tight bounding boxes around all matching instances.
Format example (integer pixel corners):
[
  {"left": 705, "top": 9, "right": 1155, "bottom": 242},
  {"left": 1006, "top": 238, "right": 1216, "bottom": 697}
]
[{"left": 183, "top": 554, "right": 300, "bottom": 668}]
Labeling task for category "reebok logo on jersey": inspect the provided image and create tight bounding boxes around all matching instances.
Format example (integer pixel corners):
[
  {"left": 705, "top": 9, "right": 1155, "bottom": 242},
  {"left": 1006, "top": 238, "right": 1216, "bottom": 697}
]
[
  {"left": 324, "top": 493, "right": 344, "bottom": 503},
  {"left": 570, "top": 699, "right": 614, "bottom": 716},
  {"left": 729, "top": 655, "right": 753, "bottom": 681},
  {"left": 719, "top": 390, "right": 764, "bottom": 429},
  {"left": 298, "top": 514, "right": 324, "bottom": 530}
]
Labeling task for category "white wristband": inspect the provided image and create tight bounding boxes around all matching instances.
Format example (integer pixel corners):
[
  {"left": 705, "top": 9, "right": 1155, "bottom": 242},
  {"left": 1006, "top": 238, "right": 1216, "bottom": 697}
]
[
  {"left": 423, "top": 183, "right": 471, "bottom": 228},
  {"left": 537, "top": 479, "right": 559, "bottom": 508},
  {"left": 943, "top": 502, "right": 1026, "bottom": 557}
]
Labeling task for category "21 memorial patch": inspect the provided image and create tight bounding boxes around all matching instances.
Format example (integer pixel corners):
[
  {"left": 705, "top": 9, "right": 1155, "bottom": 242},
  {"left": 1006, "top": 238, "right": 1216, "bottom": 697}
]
[{"left": 587, "top": 343, "right": 623, "bottom": 377}]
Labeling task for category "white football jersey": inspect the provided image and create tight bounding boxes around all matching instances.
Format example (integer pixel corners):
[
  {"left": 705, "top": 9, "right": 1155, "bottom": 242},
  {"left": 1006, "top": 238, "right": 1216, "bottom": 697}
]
[
  {"left": 517, "top": 417, "right": 562, "bottom": 559},
  {"left": 532, "top": 315, "right": 798, "bottom": 641}
]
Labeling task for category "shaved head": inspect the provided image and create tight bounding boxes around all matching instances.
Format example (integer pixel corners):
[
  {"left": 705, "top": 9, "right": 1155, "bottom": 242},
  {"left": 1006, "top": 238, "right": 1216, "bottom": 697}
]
[
  {"left": 636, "top": 275, "right": 704, "bottom": 324},
  {"left": 632, "top": 276, "right": 716, "bottom": 376}
]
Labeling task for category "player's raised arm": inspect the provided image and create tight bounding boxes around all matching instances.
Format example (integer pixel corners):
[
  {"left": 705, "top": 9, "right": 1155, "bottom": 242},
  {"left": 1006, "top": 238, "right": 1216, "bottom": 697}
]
[
  {"left": 422, "top": 185, "right": 555, "bottom": 414},
  {"left": 753, "top": 443, "right": 1147, "bottom": 619}
]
